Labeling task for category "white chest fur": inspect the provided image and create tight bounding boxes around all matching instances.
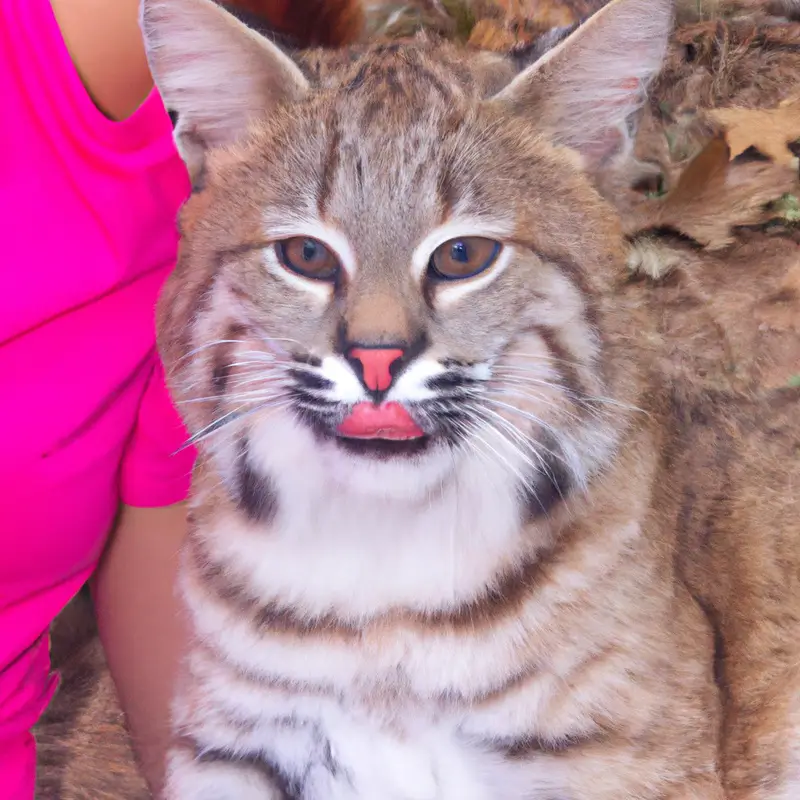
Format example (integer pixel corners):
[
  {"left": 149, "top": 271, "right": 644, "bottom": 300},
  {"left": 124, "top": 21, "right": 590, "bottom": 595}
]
[
  {"left": 207, "top": 410, "right": 537, "bottom": 621},
  {"left": 179, "top": 645, "right": 561, "bottom": 800},
  {"left": 176, "top": 412, "right": 634, "bottom": 799}
]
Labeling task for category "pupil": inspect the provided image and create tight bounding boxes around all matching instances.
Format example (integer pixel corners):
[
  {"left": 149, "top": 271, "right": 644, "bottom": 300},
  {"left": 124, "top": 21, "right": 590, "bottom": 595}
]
[
  {"left": 451, "top": 241, "right": 469, "bottom": 263},
  {"left": 302, "top": 239, "right": 318, "bottom": 262}
]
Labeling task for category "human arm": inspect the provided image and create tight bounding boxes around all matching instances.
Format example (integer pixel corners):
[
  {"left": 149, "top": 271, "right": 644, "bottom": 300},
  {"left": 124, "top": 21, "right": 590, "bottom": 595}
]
[
  {"left": 93, "top": 502, "right": 189, "bottom": 795},
  {"left": 92, "top": 361, "right": 196, "bottom": 796},
  {"left": 49, "top": 0, "right": 153, "bottom": 121}
]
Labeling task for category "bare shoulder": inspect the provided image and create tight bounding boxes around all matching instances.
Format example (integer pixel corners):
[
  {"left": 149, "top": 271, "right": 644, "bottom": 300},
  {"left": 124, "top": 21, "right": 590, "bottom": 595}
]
[{"left": 49, "top": 0, "right": 152, "bottom": 121}]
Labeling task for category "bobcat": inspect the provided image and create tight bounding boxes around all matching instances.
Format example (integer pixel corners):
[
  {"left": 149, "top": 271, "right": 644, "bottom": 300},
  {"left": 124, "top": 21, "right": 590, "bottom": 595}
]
[{"left": 138, "top": 0, "right": 800, "bottom": 797}]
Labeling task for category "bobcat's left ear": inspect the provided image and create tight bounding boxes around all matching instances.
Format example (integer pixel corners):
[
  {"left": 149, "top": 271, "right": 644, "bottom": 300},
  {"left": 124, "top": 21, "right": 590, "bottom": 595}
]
[
  {"left": 493, "top": 0, "right": 673, "bottom": 171},
  {"left": 141, "top": 0, "right": 308, "bottom": 186}
]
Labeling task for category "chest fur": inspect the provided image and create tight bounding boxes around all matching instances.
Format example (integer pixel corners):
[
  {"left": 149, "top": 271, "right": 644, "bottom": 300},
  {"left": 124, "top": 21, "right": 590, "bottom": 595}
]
[{"left": 183, "top": 643, "right": 576, "bottom": 800}]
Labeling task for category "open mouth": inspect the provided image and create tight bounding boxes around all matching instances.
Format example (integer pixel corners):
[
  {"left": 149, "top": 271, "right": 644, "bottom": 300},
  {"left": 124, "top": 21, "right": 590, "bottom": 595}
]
[
  {"left": 335, "top": 401, "right": 431, "bottom": 457},
  {"left": 335, "top": 437, "right": 432, "bottom": 457}
]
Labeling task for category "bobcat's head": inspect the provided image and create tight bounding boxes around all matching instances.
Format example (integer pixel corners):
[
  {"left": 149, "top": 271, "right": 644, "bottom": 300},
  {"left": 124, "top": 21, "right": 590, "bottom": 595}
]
[{"left": 144, "top": 0, "right": 670, "bottom": 512}]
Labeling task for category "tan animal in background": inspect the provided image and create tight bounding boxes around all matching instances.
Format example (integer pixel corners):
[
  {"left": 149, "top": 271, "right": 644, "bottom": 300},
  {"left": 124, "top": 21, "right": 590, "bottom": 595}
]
[
  {"left": 34, "top": 0, "right": 800, "bottom": 797},
  {"left": 133, "top": 0, "right": 800, "bottom": 797}
]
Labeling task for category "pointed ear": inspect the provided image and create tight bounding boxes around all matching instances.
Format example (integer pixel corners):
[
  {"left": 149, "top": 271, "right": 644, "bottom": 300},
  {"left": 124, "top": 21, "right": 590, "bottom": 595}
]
[
  {"left": 141, "top": 0, "right": 308, "bottom": 184},
  {"left": 493, "top": 0, "right": 673, "bottom": 171}
]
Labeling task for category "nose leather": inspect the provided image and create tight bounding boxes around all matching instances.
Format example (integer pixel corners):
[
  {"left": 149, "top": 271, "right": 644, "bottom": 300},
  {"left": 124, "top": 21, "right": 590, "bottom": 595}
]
[{"left": 348, "top": 347, "right": 404, "bottom": 392}]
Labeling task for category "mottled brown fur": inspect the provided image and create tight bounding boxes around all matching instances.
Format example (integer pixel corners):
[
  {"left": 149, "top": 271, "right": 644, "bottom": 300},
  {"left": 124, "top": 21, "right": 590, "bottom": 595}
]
[{"left": 659, "top": 384, "right": 800, "bottom": 796}]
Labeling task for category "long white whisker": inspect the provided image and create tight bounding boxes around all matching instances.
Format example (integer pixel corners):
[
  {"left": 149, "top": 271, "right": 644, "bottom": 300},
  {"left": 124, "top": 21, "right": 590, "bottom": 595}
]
[
  {"left": 471, "top": 403, "right": 567, "bottom": 489},
  {"left": 172, "top": 339, "right": 246, "bottom": 367},
  {"left": 177, "top": 365, "right": 286, "bottom": 395},
  {"left": 489, "top": 386, "right": 589, "bottom": 427},
  {"left": 494, "top": 377, "right": 644, "bottom": 414},
  {"left": 451, "top": 419, "right": 496, "bottom": 474},
  {"left": 179, "top": 397, "right": 291, "bottom": 450},
  {"left": 500, "top": 351, "right": 587, "bottom": 367},
  {"left": 491, "top": 365, "right": 645, "bottom": 415},
  {"left": 178, "top": 390, "right": 288, "bottom": 406},
  {"left": 227, "top": 357, "right": 278, "bottom": 368},
  {"left": 471, "top": 405, "right": 557, "bottom": 483},
  {"left": 479, "top": 398, "right": 581, "bottom": 467},
  {"left": 199, "top": 402, "right": 292, "bottom": 495},
  {"left": 457, "top": 413, "right": 548, "bottom": 509},
  {"left": 456, "top": 410, "right": 531, "bottom": 484},
  {"left": 227, "top": 371, "right": 291, "bottom": 388},
  {"left": 256, "top": 335, "right": 306, "bottom": 348}
]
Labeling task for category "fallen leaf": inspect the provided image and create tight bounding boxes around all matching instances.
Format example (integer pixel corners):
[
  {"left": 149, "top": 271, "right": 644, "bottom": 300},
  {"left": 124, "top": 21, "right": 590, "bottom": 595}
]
[
  {"left": 710, "top": 99, "right": 800, "bottom": 165},
  {"left": 465, "top": 0, "right": 580, "bottom": 49},
  {"left": 651, "top": 135, "right": 799, "bottom": 248},
  {"left": 467, "top": 18, "right": 522, "bottom": 49},
  {"left": 662, "top": 134, "right": 730, "bottom": 210}
]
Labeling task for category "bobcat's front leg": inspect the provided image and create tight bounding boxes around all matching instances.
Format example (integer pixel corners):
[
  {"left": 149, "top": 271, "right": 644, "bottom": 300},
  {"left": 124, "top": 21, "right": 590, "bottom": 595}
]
[
  {"left": 719, "top": 656, "right": 800, "bottom": 799},
  {"left": 163, "top": 678, "right": 302, "bottom": 800},
  {"left": 164, "top": 743, "right": 286, "bottom": 800},
  {"left": 162, "top": 693, "right": 355, "bottom": 800}
]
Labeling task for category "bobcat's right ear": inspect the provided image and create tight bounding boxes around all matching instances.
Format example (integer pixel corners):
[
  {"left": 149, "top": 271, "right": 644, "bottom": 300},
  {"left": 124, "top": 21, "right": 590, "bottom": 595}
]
[
  {"left": 493, "top": 0, "right": 673, "bottom": 173},
  {"left": 141, "top": 0, "right": 308, "bottom": 185}
]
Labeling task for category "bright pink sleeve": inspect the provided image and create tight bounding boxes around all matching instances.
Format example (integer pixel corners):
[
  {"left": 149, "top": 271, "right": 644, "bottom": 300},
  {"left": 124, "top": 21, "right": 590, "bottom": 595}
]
[
  {"left": 0, "top": 0, "right": 195, "bottom": 791},
  {"left": 120, "top": 359, "right": 197, "bottom": 507}
]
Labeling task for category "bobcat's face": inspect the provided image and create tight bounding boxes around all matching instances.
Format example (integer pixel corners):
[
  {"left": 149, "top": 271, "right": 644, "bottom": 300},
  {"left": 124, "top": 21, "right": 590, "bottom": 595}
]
[{"left": 146, "top": 0, "right": 669, "bottom": 504}]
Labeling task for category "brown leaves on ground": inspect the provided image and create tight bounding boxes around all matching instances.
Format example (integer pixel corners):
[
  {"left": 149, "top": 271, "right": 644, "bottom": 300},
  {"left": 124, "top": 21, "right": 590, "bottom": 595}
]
[
  {"left": 466, "top": 0, "right": 599, "bottom": 50},
  {"left": 363, "top": 0, "right": 461, "bottom": 40},
  {"left": 625, "top": 118, "right": 800, "bottom": 391},
  {"left": 614, "top": 4, "right": 800, "bottom": 393},
  {"left": 626, "top": 19, "right": 800, "bottom": 249},
  {"left": 633, "top": 133, "right": 799, "bottom": 250},
  {"left": 35, "top": 592, "right": 150, "bottom": 800},
  {"left": 654, "top": 9, "right": 800, "bottom": 113},
  {"left": 364, "top": 0, "right": 607, "bottom": 45},
  {"left": 709, "top": 99, "right": 800, "bottom": 165},
  {"left": 365, "top": 0, "right": 800, "bottom": 49},
  {"left": 640, "top": 4, "right": 800, "bottom": 213}
]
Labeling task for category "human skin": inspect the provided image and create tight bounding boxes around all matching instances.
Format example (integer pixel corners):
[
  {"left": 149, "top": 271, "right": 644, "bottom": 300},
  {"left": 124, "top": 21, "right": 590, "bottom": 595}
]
[
  {"left": 50, "top": 0, "right": 154, "bottom": 121},
  {"left": 92, "top": 503, "right": 188, "bottom": 795}
]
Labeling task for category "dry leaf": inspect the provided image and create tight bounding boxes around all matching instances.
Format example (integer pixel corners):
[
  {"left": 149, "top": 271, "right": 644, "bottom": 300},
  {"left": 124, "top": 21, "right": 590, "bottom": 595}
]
[
  {"left": 710, "top": 99, "right": 800, "bottom": 165},
  {"left": 465, "top": 0, "right": 582, "bottom": 49},
  {"left": 663, "top": 134, "right": 731, "bottom": 209},
  {"left": 650, "top": 135, "right": 799, "bottom": 249},
  {"left": 468, "top": 18, "right": 523, "bottom": 49}
]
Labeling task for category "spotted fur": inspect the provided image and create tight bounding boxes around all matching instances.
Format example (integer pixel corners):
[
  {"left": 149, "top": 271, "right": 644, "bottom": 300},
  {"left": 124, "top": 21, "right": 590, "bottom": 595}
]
[{"left": 140, "top": 0, "right": 800, "bottom": 798}]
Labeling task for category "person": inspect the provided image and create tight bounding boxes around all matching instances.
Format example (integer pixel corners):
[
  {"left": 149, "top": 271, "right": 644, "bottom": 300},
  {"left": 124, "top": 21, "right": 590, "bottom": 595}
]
[{"left": 0, "top": 0, "right": 197, "bottom": 795}]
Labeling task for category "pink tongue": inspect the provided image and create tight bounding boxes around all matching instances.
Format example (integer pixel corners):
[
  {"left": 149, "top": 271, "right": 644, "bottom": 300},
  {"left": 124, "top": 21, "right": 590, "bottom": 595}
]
[{"left": 338, "top": 402, "right": 424, "bottom": 440}]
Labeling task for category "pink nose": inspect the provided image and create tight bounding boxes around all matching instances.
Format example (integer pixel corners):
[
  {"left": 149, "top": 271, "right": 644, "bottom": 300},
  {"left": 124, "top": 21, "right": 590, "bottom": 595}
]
[{"left": 348, "top": 347, "right": 404, "bottom": 392}]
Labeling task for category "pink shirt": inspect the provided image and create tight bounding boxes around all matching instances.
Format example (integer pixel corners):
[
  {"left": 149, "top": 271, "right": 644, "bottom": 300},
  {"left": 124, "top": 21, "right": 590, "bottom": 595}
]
[{"left": 0, "top": 0, "right": 196, "bottom": 795}]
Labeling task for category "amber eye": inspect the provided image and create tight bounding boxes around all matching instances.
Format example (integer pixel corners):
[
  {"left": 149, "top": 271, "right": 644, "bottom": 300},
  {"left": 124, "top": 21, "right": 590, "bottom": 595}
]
[
  {"left": 275, "top": 237, "right": 340, "bottom": 281},
  {"left": 428, "top": 237, "right": 502, "bottom": 281}
]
